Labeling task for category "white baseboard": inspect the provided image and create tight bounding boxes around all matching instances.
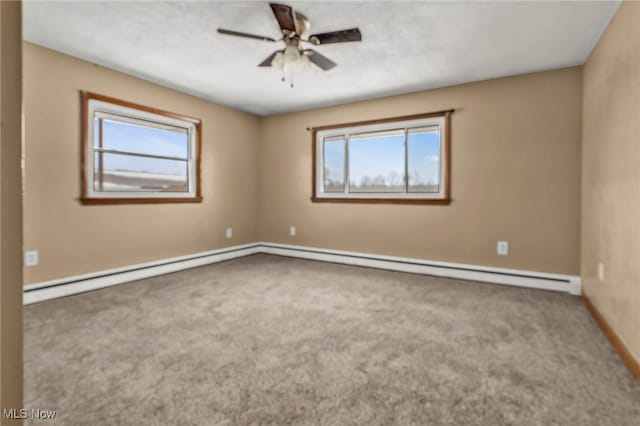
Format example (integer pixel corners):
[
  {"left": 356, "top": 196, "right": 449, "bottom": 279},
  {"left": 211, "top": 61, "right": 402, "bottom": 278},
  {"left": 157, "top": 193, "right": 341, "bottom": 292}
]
[
  {"left": 23, "top": 243, "right": 260, "bottom": 305},
  {"left": 24, "top": 241, "right": 581, "bottom": 304},
  {"left": 259, "top": 242, "right": 581, "bottom": 296}
]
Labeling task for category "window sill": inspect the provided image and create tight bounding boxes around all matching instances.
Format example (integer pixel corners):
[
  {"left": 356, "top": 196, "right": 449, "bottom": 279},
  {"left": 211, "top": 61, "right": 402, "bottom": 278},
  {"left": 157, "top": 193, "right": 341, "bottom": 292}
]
[
  {"left": 310, "top": 197, "right": 451, "bottom": 205},
  {"left": 80, "top": 196, "right": 203, "bottom": 205}
]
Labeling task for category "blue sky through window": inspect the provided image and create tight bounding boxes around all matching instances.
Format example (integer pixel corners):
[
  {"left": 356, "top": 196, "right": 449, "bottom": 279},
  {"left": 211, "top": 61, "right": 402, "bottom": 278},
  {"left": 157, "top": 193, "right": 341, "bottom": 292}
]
[
  {"left": 408, "top": 131, "right": 440, "bottom": 187},
  {"left": 323, "top": 131, "right": 440, "bottom": 190},
  {"left": 323, "top": 139, "right": 345, "bottom": 188},
  {"left": 97, "top": 119, "right": 188, "bottom": 175},
  {"left": 349, "top": 134, "right": 404, "bottom": 190}
]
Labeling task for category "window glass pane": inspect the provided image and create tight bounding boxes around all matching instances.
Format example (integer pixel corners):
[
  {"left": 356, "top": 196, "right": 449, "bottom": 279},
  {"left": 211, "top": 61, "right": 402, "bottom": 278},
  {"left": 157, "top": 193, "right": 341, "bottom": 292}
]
[
  {"left": 407, "top": 126, "right": 440, "bottom": 193},
  {"left": 323, "top": 137, "right": 345, "bottom": 193},
  {"left": 94, "top": 117, "right": 101, "bottom": 147},
  {"left": 94, "top": 152, "right": 188, "bottom": 192},
  {"left": 98, "top": 119, "right": 189, "bottom": 159},
  {"left": 349, "top": 130, "right": 404, "bottom": 193}
]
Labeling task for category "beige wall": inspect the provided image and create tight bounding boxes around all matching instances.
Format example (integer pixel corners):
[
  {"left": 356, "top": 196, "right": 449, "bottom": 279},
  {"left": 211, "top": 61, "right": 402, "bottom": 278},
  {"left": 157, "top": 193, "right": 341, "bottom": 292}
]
[
  {"left": 258, "top": 67, "right": 583, "bottom": 275},
  {"left": 23, "top": 46, "right": 585, "bottom": 282},
  {"left": 1, "top": 1, "right": 23, "bottom": 422},
  {"left": 581, "top": 1, "right": 640, "bottom": 361},
  {"left": 23, "top": 43, "right": 260, "bottom": 284}
]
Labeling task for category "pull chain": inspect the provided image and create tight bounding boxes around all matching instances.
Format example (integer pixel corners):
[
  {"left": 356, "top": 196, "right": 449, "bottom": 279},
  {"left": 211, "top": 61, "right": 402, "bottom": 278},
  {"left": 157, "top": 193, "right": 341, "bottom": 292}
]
[{"left": 279, "top": 65, "right": 295, "bottom": 88}]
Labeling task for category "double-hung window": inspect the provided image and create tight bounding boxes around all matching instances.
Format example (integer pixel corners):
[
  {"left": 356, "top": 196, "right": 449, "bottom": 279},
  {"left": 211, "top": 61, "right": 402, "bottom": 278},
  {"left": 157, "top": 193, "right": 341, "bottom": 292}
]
[
  {"left": 312, "top": 111, "right": 452, "bottom": 204},
  {"left": 82, "top": 92, "right": 202, "bottom": 204}
]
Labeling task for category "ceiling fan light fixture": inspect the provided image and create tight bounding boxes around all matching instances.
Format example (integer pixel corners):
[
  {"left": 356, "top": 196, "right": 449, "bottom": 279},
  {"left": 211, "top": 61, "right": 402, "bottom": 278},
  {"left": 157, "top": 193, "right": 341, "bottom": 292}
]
[
  {"left": 217, "top": 3, "right": 363, "bottom": 76},
  {"left": 299, "top": 53, "right": 311, "bottom": 68},
  {"left": 283, "top": 45, "right": 300, "bottom": 63},
  {"left": 272, "top": 51, "right": 284, "bottom": 68}
]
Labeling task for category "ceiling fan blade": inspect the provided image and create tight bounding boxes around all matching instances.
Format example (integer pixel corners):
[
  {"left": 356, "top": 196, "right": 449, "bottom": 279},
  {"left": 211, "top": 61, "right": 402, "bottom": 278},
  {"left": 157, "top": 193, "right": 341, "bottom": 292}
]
[
  {"left": 270, "top": 3, "right": 296, "bottom": 33},
  {"left": 304, "top": 50, "right": 337, "bottom": 71},
  {"left": 217, "top": 28, "right": 277, "bottom": 42},
  {"left": 258, "top": 50, "right": 282, "bottom": 67},
  {"left": 309, "top": 28, "right": 362, "bottom": 45}
]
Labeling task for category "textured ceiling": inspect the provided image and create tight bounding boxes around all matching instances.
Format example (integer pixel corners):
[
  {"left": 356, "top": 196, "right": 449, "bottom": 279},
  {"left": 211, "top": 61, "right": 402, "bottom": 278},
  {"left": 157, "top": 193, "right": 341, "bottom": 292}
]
[{"left": 23, "top": 1, "right": 620, "bottom": 116}]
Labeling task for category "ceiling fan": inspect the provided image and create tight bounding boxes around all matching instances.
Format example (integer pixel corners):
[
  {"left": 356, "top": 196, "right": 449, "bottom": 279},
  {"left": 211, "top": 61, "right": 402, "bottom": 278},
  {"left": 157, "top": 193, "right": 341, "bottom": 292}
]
[{"left": 217, "top": 3, "right": 362, "bottom": 76}]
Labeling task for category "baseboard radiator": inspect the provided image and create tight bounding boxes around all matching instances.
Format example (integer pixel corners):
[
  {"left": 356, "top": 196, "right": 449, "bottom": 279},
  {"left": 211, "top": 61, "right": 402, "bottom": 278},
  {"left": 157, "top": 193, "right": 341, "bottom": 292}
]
[{"left": 23, "top": 242, "right": 581, "bottom": 305}]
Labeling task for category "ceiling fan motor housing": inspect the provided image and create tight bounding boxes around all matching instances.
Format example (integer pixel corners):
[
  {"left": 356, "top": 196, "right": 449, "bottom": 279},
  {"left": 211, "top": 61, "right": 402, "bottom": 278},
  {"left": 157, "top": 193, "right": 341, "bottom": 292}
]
[{"left": 293, "top": 12, "right": 311, "bottom": 36}]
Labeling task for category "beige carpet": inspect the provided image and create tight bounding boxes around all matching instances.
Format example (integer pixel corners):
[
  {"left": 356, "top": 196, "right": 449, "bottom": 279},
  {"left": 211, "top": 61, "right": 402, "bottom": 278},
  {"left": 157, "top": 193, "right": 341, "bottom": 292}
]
[{"left": 24, "top": 254, "right": 640, "bottom": 425}]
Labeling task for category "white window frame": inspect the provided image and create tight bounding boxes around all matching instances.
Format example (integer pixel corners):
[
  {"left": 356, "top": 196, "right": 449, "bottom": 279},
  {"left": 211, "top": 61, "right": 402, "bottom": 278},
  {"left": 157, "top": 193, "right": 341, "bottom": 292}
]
[
  {"left": 82, "top": 92, "right": 202, "bottom": 204},
  {"left": 313, "top": 111, "right": 452, "bottom": 203}
]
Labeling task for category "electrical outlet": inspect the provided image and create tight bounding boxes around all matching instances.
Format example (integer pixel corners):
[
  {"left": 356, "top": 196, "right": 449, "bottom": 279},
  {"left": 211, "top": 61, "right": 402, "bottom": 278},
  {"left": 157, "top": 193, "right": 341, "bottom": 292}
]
[
  {"left": 497, "top": 241, "right": 509, "bottom": 256},
  {"left": 225, "top": 228, "right": 233, "bottom": 239},
  {"left": 289, "top": 226, "right": 296, "bottom": 237},
  {"left": 597, "top": 262, "right": 604, "bottom": 281},
  {"left": 24, "top": 250, "right": 39, "bottom": 267}
]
